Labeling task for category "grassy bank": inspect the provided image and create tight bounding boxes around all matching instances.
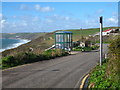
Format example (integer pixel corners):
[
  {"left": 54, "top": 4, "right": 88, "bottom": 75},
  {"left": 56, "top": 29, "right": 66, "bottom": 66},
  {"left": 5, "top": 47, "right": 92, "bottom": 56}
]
[
  {"left": 60, "top": 27, "right": 117, "bottom": 41},
  {"left": 88, "top": 35, "right": 120, "bottom": 89},
  {"left": 1, "top": 49, "right": 69, "bottom": 69}
]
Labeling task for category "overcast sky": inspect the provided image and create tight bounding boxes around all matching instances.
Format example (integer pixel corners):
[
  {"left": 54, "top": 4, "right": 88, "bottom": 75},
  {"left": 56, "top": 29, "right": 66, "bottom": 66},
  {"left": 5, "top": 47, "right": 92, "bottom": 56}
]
[{"left": 1, "top": 2, "right": 118, "bottom": 33}]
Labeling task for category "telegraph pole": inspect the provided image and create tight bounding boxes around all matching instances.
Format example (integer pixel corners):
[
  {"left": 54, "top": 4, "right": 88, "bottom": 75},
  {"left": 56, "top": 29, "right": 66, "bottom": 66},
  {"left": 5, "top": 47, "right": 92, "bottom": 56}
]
[{"left": 100, "top": 16, "right": 103, "bottom": 66}]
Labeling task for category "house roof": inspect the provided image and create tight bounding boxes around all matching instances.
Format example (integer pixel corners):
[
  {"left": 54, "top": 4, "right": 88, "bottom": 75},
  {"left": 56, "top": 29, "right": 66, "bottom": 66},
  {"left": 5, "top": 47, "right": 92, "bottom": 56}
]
[{"left": 103, "top": 29, "right": 112, "bottom": 32}]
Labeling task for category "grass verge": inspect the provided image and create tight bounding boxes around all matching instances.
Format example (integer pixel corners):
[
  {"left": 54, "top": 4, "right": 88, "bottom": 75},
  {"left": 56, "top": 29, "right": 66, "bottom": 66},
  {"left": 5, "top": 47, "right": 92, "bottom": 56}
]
[
  {"left": 88, "top": 35, "right": 120, "bottom": 89},
  {"left": 1, "top": 49, "right": 69, "bottom": 69}
]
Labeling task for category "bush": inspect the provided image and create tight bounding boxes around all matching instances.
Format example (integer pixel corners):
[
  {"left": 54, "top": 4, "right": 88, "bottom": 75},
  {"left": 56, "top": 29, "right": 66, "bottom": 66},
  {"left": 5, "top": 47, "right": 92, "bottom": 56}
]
[
  {"left": 73, "top": 46, "right": 93, "bottom": 52},
  {"left": 2, "top": 49, "right": 69, "bottom": 69},
  {"left": 89, "top": 62, "right": 113, "bottom": 89},
  {"left": 89, "top": 36, "right": 120, "bottom": 89},
  {"left": 2, "top": 56, "right": 16, "bottom": 68},
  {"left": 91, "top": 45, "right": 99, "bottom": 50},
  {"left": 14, "top": 52, "right": 40, "bottom": 64}
]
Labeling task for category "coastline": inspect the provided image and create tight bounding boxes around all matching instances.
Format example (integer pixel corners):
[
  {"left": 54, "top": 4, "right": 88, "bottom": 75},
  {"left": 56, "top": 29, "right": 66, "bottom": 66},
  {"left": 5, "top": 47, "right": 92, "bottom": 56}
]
[{"left": 0, "top": 38, "right": 31, "bottom": 53}]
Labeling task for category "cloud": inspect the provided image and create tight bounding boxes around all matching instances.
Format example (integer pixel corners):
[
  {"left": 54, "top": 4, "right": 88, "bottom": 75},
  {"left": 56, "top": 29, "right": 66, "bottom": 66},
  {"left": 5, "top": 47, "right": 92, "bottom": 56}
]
[
  {"left": 2, "top": 11, "right": 118, "bottom": 33},
  {"left": 104, "top": 16, "right": 118, "bottom": 27},
  {"left": 64, "top": 16, "right": 70, "bottom": 21},
  {"left": 112, "top": 12, "right": 117, "bottom": 16},
  {"left": 1, "top": 15, "right": 43, "bottom": 33},
  {"left": 45, "top": 14, "right": 71, "bottom": 22},
  {"left": 96, "top": 9, "right": 104, "bottom": 14},
  {"left": 32, "top": 16, "right": 40, "bottom": 22},
  {"left": 35, "top": 4, "right": 54, "bottom": 12},
  {"left": 108, "top": 17, "right": 116, "bottom": 22},
  {"left": 35, "top": 4, "right": 41, "bottom": 11},
  {"left": 1, "top": 20, "right": 6, "bottom": 24},
  {"left": 107, "top": 16, "right": 118, "bottom": 24},
  {"left": 45, "top": 19, "right": 53, "bottom": 23},
  {"left": 12, "top": 15, "right": 17, "bottom": 19},
  {"left": 20, "top": 4, "right": 30, "bottom": 10},
  {"left": 0, "top": 20, "right": 7, "bottom": 33},
  {"left": 85, "top": 9, "right": 118, "bottom": 28},
  {"left": 0, "top": 13, "right": 2, "bottom": 19},
  {"left": 40, "top": 6, "right": 54, "bottom": 12},
  {"left": 0, "top": 14, "right": 7, "bottom": 31},
  {"left": 2, "top": 14, "right": 82, "bottom": 33}
]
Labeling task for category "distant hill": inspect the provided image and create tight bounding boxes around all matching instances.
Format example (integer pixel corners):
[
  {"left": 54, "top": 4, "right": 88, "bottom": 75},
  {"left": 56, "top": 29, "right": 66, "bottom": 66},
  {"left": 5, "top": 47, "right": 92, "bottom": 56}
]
[
  {"left": 2, "top": 33, "right": 47, "bottom": 40},
  {"left": 55, "top": 27, "right": 118, "bottom": 41},
  {"left": 2, "top": 27, "right": 119, "bottom": 57}
]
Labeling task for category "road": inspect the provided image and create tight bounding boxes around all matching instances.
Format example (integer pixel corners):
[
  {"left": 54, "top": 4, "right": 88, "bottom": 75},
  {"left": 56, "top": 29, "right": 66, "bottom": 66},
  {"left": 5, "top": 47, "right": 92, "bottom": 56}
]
[{"left": 2, "top": 44, "right": 108, "bottom": 89}]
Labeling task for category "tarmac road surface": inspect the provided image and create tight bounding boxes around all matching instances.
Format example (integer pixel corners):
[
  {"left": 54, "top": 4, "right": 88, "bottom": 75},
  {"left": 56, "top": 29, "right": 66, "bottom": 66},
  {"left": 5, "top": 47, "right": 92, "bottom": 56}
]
[{"left": 2, "top": 44, "right": 108, "bottom": 89}]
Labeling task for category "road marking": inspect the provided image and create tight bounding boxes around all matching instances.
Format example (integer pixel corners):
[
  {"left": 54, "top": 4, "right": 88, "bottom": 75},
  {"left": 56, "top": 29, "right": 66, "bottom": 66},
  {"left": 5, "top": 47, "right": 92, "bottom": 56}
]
[
  {"left": 79, "top": 74, "right": 89, "bottom": 90},
  {"left": 74, "top": 70, "right": 89, "bottom": 89}
]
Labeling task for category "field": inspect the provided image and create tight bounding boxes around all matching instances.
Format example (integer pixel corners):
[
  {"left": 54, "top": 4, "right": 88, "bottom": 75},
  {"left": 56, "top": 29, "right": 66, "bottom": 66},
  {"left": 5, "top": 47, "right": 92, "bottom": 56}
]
[{"left": 59, "top": 27, "right": 118, "bottom": 41}]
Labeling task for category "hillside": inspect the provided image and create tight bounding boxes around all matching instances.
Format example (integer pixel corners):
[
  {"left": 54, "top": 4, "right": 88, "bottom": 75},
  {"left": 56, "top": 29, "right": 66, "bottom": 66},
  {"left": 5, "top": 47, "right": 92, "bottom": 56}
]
[
  {"left": 56, "top": 27, "right": 118, "bottom": 41},
  {"left": 2, "top": 27, "right": 119, "bottom": 57},
  {"left": 2, "top": 33, "right": 46, "bottom": 40}
]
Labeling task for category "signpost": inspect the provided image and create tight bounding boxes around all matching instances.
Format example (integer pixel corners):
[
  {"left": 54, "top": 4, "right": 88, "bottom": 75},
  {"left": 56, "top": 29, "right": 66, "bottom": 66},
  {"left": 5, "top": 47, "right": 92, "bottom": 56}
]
[{"left": 100, "top": 16, "right": 103, "bottom": 66}]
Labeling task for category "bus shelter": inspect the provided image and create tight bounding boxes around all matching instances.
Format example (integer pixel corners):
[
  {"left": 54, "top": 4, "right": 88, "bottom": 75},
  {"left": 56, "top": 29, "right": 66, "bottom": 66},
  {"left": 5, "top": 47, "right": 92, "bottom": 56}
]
[{"left": 55, "top": 31, "right": 72, "bottom": 51}]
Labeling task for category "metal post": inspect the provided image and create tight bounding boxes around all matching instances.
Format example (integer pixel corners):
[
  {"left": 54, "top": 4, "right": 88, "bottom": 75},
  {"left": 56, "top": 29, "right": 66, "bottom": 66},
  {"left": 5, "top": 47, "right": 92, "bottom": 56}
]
[
  {"left": 100, "top": 16, "right": 103, "bottom": 66},
  {"left": 55, "top": 33, "right": 56, "bottom": 49}
]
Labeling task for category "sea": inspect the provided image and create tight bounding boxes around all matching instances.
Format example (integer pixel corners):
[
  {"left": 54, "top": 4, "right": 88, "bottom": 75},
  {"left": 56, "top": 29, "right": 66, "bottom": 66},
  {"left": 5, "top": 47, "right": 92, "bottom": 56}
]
[{"left": 0, "top": 38, "right": 31, "bottom": 52}]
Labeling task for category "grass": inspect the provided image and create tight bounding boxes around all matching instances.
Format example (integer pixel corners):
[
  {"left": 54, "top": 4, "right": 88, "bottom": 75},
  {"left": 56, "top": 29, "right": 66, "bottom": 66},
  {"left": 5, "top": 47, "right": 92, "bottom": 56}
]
[
  {"left": 61, "top": 27, "right": 118, "bottom": 41},
  {"left": 73, "top": 45, "right": 99, "bottom": 52},
  {"left": 89, "top": 59, "right": 120, "bottom": 89},
  {"left": 88, "top": 35, "right": 120, "bottom": 89},
  {"left": 95, "top": 40, "right": 111, "bottom": 44},
  {"left": 89, "top": 60, "right": 110, "bottom": 89},
  {"left": 1, "top": 49, "right": 69, "bottom": 69},
  {"left": 73, "top": 46, "right": 92, "bottom": 51}
]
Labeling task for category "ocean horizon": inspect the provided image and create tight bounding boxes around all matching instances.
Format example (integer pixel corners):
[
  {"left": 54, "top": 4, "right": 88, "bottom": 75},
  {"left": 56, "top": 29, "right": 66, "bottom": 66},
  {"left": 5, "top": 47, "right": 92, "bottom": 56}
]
[{"left": 0, "top": 38, "right": 31, "bottom": 52}]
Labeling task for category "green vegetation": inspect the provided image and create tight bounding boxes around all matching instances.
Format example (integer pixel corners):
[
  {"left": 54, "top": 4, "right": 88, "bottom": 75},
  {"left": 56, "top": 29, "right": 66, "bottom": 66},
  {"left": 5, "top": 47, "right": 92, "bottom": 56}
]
[
  {"left": 89, "top": 59, "right": 112, "bottom": 89},
  {"left": 1, "top": 49, "right": 69, "bottom": 69},
  {"left": 73, "top": 45, "right": 99, "bottom": 52},
  {"left": 73, "top": 46, "right": 92, "bottom": 51},
  {"left": 89, "top": 35, "right": 120, "bottom": 89},
  {"left": 61, "top": 27, "right": 118, "bottom": 41},
  {"left": 95, "top": 35, "right": 114, "bottom": 44},
  {"left": 2, "top": 33, "right": 54, "bottom": 57},
  {"left": 2, "top": 27, "right": 117, "bottom": 57},
  {"left": 95, "top": 40, "right": 111, "bottom": 44},
  {"left": 1, "top": 27, "right": 119, "bottom": 69}
]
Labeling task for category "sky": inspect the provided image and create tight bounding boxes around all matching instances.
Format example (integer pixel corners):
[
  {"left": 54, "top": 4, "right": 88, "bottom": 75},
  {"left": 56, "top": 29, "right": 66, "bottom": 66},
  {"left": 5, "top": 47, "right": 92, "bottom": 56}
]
[{"left": 1, "top": 2, "right": 118, "bottom": 33}]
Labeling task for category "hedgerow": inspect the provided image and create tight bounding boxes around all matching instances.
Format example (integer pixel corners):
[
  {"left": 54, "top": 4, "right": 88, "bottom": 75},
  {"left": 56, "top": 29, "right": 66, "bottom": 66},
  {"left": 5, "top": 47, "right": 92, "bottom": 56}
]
[
  {"left": 1, "top": 49, "right": 69, "bottom": 69},
  {"left": 89, "top": 35, "right": 120, "bottom": 89}
]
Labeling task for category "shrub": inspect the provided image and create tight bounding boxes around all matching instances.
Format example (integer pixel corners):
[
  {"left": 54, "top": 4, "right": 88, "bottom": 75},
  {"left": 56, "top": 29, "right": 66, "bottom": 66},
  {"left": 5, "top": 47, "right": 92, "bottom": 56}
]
[
  {"left": 89, "top": 63, "right": 112, "bottom": 89},
  {"left": 2, "top": 56, "right": 16, "bottom": 68},
  {"left": 14, "top": 52, "right": 39, "bottom": 64},
  {"left": 91, "top": 45, "right": 99, "bottom": 50},
  {"left": 89, "top": 36, "right": 120, "bottom": 89},
  {"left": 2, "top": 49, "right": 69, "bottom": 69},
  {"left": 73, "top": 46, "right": 98, "bottom": 51}
]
